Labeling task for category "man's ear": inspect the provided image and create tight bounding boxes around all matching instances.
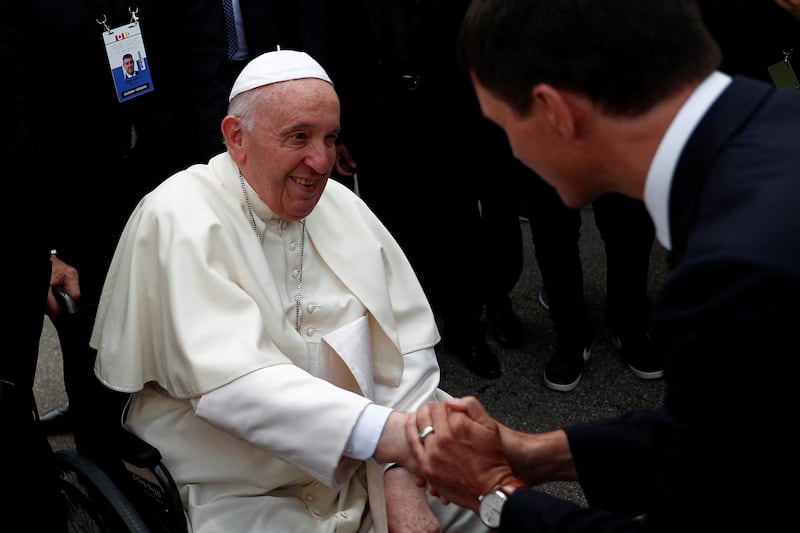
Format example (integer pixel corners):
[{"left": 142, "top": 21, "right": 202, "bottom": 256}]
[
  {"left": 221, "top": 115, "right": 245, "bottom": 162},
  {"left": 532, "top": 84, "right": 577, "bottom": 138}
]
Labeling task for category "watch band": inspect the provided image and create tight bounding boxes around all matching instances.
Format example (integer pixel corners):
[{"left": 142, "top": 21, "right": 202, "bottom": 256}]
[{"left": 497, "top": 477, "right": 527, "bottom": 496}]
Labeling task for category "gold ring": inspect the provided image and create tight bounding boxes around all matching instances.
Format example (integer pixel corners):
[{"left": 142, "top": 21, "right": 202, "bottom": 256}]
[{"left": 419, "top": 425, "right": 435, "bottom": 441}]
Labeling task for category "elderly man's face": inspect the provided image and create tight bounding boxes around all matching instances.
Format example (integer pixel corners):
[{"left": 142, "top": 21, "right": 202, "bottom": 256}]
[{"left": 241, "top": 79, "right": 340, "bottom": 220}]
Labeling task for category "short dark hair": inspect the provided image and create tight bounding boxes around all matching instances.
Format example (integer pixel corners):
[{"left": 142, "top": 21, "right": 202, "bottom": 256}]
[{"left": 457, "top": 0, "right": 721, "bottom": 117}]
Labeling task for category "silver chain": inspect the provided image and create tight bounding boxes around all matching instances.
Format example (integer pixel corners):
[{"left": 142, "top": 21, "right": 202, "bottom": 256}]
[
  {"left": 294, "top": 220, "right": 306, "bottom": 333},
  {"left": 239, "top": 170, "right": 306, "bottom": 333},
  {"left": 238, "top": 170, "right": 261, "bottom": 240}
]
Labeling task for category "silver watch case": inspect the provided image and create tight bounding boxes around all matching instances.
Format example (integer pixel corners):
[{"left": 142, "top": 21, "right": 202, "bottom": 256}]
[{"left": 479, "top": 487, "right": 508, "bottom": 529}]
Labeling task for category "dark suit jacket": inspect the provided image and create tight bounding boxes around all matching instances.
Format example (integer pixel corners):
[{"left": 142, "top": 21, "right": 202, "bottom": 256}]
[{"left": 501, "top": 77, "right": 800, "bottom": 531}]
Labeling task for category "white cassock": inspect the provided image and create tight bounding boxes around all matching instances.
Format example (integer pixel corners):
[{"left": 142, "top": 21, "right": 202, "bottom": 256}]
[{"left": 91, "top": 153, "right": 484, "bottom": 532}]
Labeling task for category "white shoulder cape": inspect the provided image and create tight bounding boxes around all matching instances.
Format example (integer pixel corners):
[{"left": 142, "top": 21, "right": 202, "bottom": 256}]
[{"left": 91, "top": 153, "right": 439, "bottom": 397}]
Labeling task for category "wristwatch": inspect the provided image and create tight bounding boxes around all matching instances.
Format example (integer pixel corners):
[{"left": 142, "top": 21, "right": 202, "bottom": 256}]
[{"left": 478, "top": 478, "right": 527, "bottom": 530}]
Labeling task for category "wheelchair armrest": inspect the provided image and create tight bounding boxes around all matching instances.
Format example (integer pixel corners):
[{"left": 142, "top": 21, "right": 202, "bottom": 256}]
[
  {"left": 114, "top": 427, "right": 190, "bottom": 533},
  {"left": 116, "top": 427, "right": 163, "bottom": 469}
]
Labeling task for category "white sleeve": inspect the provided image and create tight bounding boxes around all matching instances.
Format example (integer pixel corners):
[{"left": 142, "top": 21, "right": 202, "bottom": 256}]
[
  {"left": 195, "top": 347, "right": 440, "bottom": 484},
  {"left": 195, "top": 363, "right": 372, "bottom": 487},
  {"left": 343, "top": 347, "right": 440, "bottom": 463},
  {"left": 345, "top": 403, "right": 393, "bottom": 460}
]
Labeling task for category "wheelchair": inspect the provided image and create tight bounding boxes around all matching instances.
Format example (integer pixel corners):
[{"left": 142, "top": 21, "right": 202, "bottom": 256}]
[
  {"left": 55, "top": 447, "right": 147, "bottom": 532},
  {"left": 55, "top": 425, "right": 188, "bottom": 533},
  {"left": 50, "top": 286, "right": 188, "bottom": 532}
]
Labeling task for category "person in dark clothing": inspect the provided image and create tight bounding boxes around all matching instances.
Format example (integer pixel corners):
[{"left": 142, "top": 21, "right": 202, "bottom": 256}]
[
  {"left": 522, "top": 172, "right": 658, "bottom": 392},
  {"left": 402, "top": 1, "right": 800, "bottom": 531},
  {"left": 698, "top": 0, "right": 800, "bottom": 85},
  {"left": 331, "top": 0, "right": 524, "bottom": 379},
  {"left": 2, "top": 0, "right": 66, "bottom": 527},
  {"left": 31, "top": 1, "right": 231, "bottom": 464},
  {"left": 222, "top": 0, "right": 336, "bottom": 80}
]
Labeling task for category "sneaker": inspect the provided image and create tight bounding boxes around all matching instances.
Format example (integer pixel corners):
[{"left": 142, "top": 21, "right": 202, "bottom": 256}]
[
  {"left": 543, "top": 340, "right": 591, "bottom": 392},
  {"left": 538, "top": 288, "right": 550, "bottom": 311},
  {"left": 610, "top": 330, "right": 663, "bottom": 380}
]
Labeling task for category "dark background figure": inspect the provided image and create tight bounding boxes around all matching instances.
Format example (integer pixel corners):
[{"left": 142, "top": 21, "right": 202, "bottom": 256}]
[
  {"left": 698, "top": 0, "right": 800, "bottom": 84},
  {"left": 522, "top": 174, "right": 658, "bottom": 392},
  {"left": 32, "top": 0, "right": 231, "bottom": 467},
  {"left": 331, "top": 0, "right": 524, "bottom": 379},
  {"left": 2, "top": 0, "right": 66, "bottom": 527},
  {"left": 223, "top": 0, "right": 335, "bottom": 80}
]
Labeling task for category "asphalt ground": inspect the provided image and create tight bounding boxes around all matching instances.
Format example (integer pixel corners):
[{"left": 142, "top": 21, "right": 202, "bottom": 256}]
[{"left": 34, "top": 206, "right": 669, "bottom": 506}]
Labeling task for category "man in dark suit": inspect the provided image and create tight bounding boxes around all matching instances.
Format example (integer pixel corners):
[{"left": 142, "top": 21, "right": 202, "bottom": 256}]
[
  {"left": 402, "top": 0, "right": 800, "bottom": 531},
  {"left": 30, "top": 0, "right": 231, "bottom": 463}
]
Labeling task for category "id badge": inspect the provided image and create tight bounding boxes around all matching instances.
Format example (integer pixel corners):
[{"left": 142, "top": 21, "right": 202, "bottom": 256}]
[
  {"left": 102, "top": 21, "right": 155, "bottom": 102},
  {"left": 768, "top": 53, "right": 799, "bottom": 90}
]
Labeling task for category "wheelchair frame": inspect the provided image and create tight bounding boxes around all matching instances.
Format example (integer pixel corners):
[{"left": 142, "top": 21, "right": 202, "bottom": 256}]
[
  {"left": 49, "top": 287, "right": 188, "bottom": 532},
  {"left": 56, "top": 447, "right": 148, "bottom": 532},
  {"left": 56, "top": 427, "right": 188, "bottom": 533}
]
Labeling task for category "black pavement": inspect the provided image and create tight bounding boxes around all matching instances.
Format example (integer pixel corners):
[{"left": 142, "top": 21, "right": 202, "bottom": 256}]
[{"left": 34, "top": 206, "right": 668, "bottom": 506}]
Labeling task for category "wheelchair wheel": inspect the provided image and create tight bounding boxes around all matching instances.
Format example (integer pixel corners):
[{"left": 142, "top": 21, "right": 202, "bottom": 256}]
[{"left": 56, "top": 449, "right": 149, "bottom": 533}]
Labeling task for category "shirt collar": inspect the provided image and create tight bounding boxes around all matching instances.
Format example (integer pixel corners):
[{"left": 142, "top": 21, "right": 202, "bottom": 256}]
[
  {"left": 643, "top": 71, "right": 731, "bottom": 251},
  {"left": 240, "top": 175, "right": 280, "bottom": 223}
]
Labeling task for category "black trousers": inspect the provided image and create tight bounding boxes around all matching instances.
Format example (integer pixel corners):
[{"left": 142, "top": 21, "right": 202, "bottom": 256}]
[{"left": 523, "top": 172, "right": 656, "bottom": 349}]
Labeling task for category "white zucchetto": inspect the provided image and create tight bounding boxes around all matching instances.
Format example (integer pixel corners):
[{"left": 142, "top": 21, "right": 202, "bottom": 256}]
[{"left": 229, "top": 49, "right": 333, "bottom": 101}]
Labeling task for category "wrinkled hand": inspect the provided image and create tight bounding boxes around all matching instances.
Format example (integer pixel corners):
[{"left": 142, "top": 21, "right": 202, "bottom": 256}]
[
  {"left": 47, "top": 254, "right": 80, "bottom": 317},
  {"left": 775, "top": 0, "right": 800, "bottom": 21},
  {"left": 384, "top": 466, "right": 442, "bottom": 533},
  {"left": 404, "top": 397, "right": 515, "bottom": 513}
]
